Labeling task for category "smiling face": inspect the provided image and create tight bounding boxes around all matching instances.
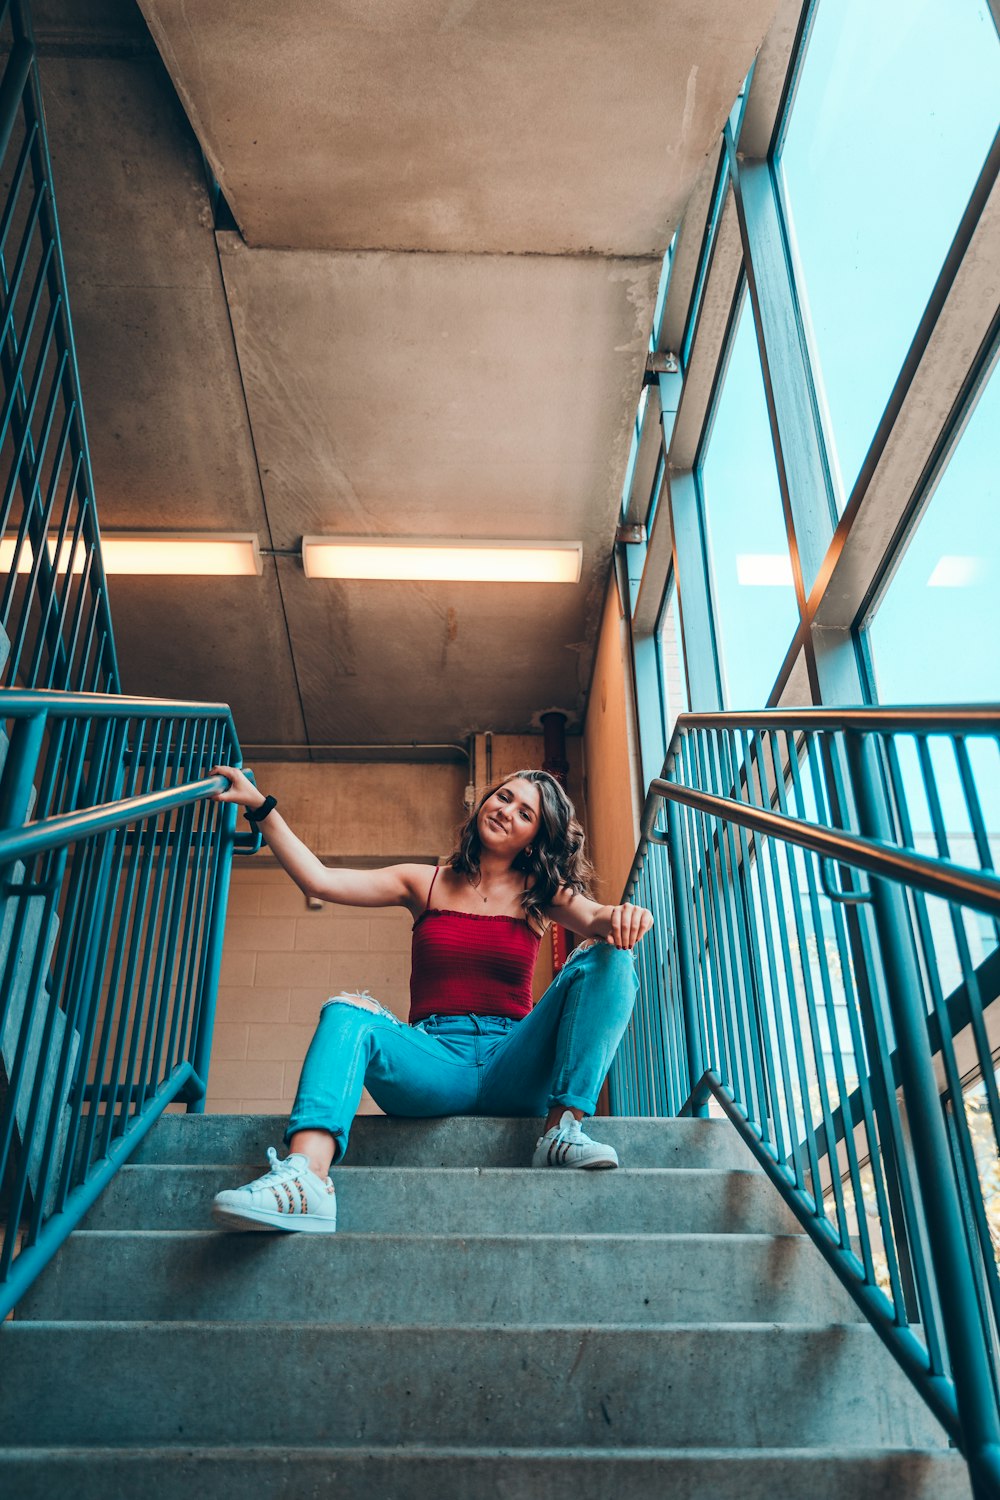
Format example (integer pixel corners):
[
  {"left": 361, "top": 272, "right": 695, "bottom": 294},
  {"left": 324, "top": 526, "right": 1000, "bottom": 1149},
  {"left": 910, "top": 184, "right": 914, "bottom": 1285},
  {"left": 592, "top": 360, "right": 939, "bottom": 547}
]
[{"left": 476, "top": 776, "right": 542, "bottom": 862}]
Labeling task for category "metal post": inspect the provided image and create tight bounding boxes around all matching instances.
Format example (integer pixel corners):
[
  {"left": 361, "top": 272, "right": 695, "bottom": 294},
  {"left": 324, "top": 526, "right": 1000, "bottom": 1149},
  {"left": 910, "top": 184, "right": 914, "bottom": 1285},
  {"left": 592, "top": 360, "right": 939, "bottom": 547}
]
[
  {"left": 187, "top": 796, "right": 237, "bottom": 1112},
  {"left": 664, "top": 794, "right": 707, "bottom": 1116},
  {"left": 845, "top": 728, "right": 1000, "bottom": 1492},
  {"left": 0, "top": 710, "right": 46, "bottom": 829},
  {"left": 541, "top": 710, "right": 570, "bottom": 975}
]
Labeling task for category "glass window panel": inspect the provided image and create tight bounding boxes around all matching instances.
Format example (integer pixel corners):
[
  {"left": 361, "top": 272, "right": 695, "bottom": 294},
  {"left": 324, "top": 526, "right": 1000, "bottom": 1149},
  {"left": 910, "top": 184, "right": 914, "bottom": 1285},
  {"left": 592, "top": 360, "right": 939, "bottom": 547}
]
[
  {"left": 778, "top": 0, "right": 1000, "bottom": 507},
  {"left": 867, "top": 366, "right": 1000, "bottom": 978},
  {"left": 700, "top": 287, "right": 800, "bottom": 709},
  {"left": 867, "top": 358, "right": 1000, "bottom": 704},
  {"left": 656, "top": 571, "right": 688, "bottom": 742}
]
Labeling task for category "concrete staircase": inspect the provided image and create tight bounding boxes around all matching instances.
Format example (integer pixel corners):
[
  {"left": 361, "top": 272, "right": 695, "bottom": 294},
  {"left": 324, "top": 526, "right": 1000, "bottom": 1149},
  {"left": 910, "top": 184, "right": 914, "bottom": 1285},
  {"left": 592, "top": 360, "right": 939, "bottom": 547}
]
[{"left": 0, "top": 1113, "right": 973, "bottom": 1498}]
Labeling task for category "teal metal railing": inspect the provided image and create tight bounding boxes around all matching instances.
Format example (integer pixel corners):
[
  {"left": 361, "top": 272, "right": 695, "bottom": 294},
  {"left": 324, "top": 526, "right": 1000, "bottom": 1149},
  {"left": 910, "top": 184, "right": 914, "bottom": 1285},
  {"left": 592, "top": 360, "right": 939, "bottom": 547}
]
[
  {"left": 610, "top": 706, "right": 1000, "bottom": 1496},
  {"left": 0, "top": 688, "right": 257, "bottom": 1319},
  {"left": 0, "top": 0, "right": 119, "bottom": 694}
]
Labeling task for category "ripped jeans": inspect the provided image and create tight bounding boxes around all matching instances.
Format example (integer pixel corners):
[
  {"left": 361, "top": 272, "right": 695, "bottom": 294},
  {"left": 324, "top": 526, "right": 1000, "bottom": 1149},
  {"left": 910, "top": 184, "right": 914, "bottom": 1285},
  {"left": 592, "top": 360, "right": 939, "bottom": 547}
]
[{"left": 285, "top": 942, "right": 639, "bottom": 1164}]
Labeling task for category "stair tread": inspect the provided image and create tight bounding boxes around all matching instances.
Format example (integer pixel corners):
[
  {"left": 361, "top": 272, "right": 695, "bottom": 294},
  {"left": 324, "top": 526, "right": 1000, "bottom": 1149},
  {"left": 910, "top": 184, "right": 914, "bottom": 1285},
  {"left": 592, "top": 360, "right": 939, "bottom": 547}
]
[
  {"left": 0, "top": 1320, "right": 947, "bottom": 1451},
  {"left": 6, "top": 1317, "right": 884, "bottom": 1332},
  {"left": 114, "top": 1163, "right": 764, "bottom": 1173},
  {"left": 2, "top": 1443, "right": 967, "bottom": 1457},
  {"left": 134, "top": 1114, "right": 754, "bottom": 1168},
  {"left": 91, "top": 1162, "right": 799, "bottom": 1232},
  {"left": 66, "top": 1227, "right": 804, "bottom": 1239},
  {"left": 19, "top": 1223, "right": 862, "bottom": 1325},
  {"left": 2, "top": 1444, "right": 972, "bottom": 1500}
]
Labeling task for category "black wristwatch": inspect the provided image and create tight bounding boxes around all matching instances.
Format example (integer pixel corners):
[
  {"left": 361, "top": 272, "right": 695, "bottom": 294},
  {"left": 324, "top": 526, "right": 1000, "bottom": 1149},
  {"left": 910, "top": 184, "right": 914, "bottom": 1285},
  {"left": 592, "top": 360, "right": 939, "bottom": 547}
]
[{"left": 244, "top": 795, "right": 277, "bottom": 824}]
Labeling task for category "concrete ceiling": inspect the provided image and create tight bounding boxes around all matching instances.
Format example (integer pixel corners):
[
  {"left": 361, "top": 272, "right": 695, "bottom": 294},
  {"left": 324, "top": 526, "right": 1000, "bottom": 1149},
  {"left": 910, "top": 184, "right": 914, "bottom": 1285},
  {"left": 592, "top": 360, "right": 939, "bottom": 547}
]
[
  {"left": 28, "top": 0, "right": 779, "bottom": 754},
  {"left": 136, "top": 0, "right": 773, "bottom": 256}
]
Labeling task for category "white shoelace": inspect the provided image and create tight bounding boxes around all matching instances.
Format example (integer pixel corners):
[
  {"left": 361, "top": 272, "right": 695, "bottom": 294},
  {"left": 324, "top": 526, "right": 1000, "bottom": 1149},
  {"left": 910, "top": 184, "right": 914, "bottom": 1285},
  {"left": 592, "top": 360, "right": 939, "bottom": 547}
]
[
  {"left": 247, "top": 1146, "right": 306, "bottom": 1189},
  {"left": 549, "top": 1115, "right": 586, "bottom": 1146}
]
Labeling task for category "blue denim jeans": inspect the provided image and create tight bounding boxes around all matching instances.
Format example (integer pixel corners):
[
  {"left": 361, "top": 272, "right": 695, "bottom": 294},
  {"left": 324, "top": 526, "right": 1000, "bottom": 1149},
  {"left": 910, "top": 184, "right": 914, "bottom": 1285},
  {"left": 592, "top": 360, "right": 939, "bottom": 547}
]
[{"left": 286, "top": 941, "right": 638, "bottom": 1163}]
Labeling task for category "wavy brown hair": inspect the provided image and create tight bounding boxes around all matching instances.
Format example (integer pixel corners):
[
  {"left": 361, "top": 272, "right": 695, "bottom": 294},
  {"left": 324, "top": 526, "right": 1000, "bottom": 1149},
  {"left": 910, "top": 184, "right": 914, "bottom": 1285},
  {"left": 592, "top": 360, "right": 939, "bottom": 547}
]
[{"left": 447, "top": 769, "right": 593, "bottom": 933}]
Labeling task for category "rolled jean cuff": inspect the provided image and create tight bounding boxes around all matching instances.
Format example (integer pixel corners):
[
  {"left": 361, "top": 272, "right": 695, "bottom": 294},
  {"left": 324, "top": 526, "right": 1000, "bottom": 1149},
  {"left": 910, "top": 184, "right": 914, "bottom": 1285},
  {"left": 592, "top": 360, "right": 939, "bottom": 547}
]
[
  {"left": 283, "top": 1117, "right": 348, "bottom": 1163},
  {"left": 545, "top": 1090, "right": 598, "bottom": 1116}
]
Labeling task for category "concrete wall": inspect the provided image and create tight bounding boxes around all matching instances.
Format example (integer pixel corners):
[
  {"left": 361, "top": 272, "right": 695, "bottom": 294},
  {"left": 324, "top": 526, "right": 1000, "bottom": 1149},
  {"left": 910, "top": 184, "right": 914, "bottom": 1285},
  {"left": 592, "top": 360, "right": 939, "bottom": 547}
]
[
  {"left": 205, "top": 760, "right": 462, "bottom": 1113},
  {"left": 235, "top": 761, "right": 468, "bottom": 863},
  {"left": 582, "top": 573, "right": 643, "bottom": 905}
]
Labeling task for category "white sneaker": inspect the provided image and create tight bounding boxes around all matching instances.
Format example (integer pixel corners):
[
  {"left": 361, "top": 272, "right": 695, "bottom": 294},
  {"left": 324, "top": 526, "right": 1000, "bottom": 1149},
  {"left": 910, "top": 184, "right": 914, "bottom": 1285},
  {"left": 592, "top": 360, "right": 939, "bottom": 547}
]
[
  {"left": 212, "top": 1147, "right": 337, "bottom": 1232},
  {"left": 531, "top": 1110, "right": 619, "bottom": 1170}
]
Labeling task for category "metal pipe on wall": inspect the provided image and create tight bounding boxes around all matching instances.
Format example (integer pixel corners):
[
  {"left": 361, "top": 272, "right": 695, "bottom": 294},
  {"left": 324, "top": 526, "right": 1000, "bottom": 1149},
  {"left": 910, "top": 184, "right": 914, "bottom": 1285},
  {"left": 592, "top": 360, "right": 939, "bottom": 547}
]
[{"left": 540, "top": 711, "right": 570, "bottom": 973}]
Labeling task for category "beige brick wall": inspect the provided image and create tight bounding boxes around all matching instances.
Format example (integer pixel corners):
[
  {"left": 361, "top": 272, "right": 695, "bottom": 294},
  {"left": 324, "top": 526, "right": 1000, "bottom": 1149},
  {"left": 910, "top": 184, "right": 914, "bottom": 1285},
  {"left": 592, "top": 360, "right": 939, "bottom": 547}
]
[{"left": 207, "top": 868, "right": 415, "bottom": 1114}]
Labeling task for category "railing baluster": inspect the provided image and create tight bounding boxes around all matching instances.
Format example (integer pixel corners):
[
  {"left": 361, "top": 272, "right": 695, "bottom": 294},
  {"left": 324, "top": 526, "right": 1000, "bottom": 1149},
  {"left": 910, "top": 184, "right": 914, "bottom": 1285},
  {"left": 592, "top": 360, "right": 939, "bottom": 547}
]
[
  {"left": 689, "top": 730, "right": 743, "bottom": 1103},
  {"left": 743, "top": 728, "right": 796, "bottom": 1167},
  {"left": 765, "top": 730, "right": 826, "bottom": 1211},
  {"left": 174, "top": 721, "right": 224, "bottom": 1079},
  {"left": 95, "top": 721, "right": 158, "bottom": 1160},
  {"left": 644, "top": 845, "right": 675, "bottom": 1113},
  {"left": 717, "top": 726, "right": 776, "bottom": 1143}
]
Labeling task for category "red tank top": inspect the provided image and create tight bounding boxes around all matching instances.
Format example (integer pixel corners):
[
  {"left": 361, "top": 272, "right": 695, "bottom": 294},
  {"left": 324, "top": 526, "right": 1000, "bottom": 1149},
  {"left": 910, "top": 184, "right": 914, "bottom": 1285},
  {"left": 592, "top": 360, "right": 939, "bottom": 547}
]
[{"left": 408, "top": 867, "right": 542, "bottom": 1024}]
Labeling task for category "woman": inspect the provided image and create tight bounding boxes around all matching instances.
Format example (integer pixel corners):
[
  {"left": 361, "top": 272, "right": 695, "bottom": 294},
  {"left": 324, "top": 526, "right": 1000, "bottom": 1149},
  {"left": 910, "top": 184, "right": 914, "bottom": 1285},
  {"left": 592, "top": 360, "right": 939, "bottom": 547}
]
[{"left": 209, "top": 765, "right": 652, "bottom": 1233}]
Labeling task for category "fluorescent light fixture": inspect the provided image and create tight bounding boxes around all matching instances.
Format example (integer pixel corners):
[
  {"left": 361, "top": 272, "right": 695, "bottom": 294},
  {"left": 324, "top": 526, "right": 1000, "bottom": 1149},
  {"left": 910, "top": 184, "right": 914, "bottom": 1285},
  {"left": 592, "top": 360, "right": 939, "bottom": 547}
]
[
  {"left": 927, "top": 555, "right": 985, "bottom": 588},
  {"left": 0, "top": 532, "right": 262, "bottom": 576},
  {"left": 736, "top": 553, "right": 794, "bottom": 586},
  {"left": 302, "top": 537, "right": 583, "bottom": 584}
]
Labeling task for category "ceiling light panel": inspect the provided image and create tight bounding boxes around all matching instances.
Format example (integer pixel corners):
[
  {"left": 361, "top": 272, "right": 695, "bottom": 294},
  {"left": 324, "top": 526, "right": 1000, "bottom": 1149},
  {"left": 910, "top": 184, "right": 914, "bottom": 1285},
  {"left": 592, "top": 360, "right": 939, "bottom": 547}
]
[
  {"left": 302, "top": 538, "right": 583, "bottom": 584},
  {"left": 0, "top": 533, "right": 262, "bottom": 576}
]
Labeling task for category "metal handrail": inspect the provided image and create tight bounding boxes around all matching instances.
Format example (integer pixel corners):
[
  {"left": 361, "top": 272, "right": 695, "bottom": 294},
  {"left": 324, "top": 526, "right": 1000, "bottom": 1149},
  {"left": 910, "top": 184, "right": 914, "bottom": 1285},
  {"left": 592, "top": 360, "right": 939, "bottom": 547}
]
[
  {"left": 0, "top": 775, "right": 228, "bottom": 862},
  {"left": 0, "top": 688, "right": 233, "bottom": 717},
  {"left": 669, "top": 703, "right": 1000, "bottom": 732},
  {"left": 643, "top": 777, "right": 1000, "bottom": 920},
  {"left": 0, "top": 688, "right": 248, "bottom": 1319},
  {"left": 611, "top": 706, "right": 1000, "bottom": 1499}
]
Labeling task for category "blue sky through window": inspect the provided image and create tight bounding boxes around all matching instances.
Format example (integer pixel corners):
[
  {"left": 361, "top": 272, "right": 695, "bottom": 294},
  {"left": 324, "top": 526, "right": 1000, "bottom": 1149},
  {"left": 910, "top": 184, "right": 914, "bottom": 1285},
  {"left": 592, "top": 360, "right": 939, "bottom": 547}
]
[
  {"left": 700, "top": 286, "right": 800, "bottom": 709},
  {"left": 778, "top": 0, "right": 1000, "bottom": 507},
  {"left": 867, "top": 355, "right": 1000, "bottom": 703}
]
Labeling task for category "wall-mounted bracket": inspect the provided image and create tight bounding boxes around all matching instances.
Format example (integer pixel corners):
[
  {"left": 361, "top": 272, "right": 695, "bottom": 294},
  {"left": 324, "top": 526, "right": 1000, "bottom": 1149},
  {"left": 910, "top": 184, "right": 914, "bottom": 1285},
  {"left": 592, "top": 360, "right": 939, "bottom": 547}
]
[{"left": 616, "top": 523, "right": 647, "bottom": 545}]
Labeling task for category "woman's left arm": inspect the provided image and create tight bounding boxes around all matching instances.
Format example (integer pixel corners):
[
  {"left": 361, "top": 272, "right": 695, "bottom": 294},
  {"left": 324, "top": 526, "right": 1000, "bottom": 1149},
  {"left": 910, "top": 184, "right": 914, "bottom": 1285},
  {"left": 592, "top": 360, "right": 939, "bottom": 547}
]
[{"left": 543, "top": 887, "right": 653, "bottom": 950}]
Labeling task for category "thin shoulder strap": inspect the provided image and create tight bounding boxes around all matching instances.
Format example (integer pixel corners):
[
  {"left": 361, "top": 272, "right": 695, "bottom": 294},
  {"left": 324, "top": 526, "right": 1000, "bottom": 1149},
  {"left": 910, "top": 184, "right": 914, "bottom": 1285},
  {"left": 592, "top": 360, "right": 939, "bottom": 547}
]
[{"left": 425, "top": 864, "right": 442, "bottom": 912}]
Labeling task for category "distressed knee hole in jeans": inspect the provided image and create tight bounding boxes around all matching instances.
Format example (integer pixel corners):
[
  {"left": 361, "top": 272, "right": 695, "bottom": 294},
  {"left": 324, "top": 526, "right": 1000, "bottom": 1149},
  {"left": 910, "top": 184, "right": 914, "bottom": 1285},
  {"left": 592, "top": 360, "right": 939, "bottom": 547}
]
[{"left": 321, "top": 990, "right": 401, "bottom": 1022}]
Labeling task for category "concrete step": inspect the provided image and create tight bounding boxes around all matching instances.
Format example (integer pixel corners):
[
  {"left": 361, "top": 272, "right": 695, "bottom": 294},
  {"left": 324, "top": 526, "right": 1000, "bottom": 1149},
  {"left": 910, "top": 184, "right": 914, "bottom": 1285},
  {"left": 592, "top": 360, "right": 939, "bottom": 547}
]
[
  {"left": 135, "top": 1113, "right": 756, "bottom": 1169},
  {"left": 17, "top": 1230, "right": 863, "bottom": 1324},
  {"left": 0, "top": 1322, "right": 948, "bottom": 1450},
  {"left": 82, "top": 1164, "right": 803, "bottom": 1235},
  {"left": 0, "top": 1445, "right": 973, "bottom": 1500}
]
